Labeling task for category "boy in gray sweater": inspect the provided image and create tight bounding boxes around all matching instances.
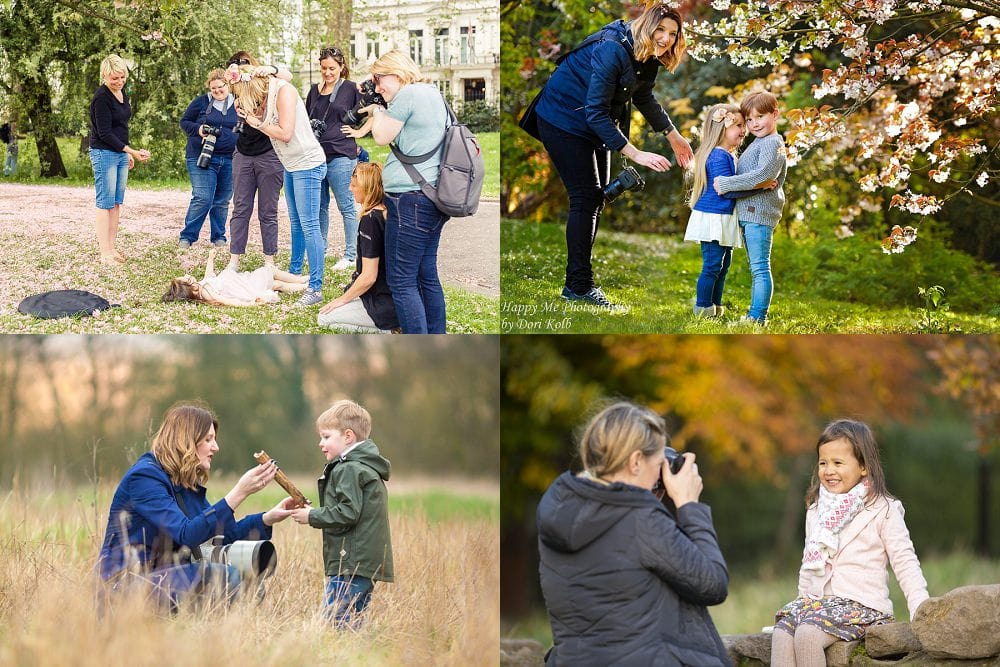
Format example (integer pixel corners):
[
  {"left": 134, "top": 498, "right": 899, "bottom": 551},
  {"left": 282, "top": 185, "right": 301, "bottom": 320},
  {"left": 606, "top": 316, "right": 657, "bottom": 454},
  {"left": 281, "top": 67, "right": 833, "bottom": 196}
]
[{"left": 713, "top": 91, "right": 787, "bottom": 324}]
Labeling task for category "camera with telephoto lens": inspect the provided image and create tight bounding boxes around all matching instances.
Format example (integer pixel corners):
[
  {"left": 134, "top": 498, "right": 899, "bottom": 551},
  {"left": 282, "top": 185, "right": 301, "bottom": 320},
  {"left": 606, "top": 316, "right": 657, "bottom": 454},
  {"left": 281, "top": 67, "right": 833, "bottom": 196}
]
[
  {"left": 343, "top": 79, "right": 387, "bottom": 127},
  {"left": 310, "top": 118, "right": 327, "bottom": 139},
  {"left": 197, "top": 124, "right": 222, "bottom": 169},
  {"left": 651, "top": 446, "right": 686, "bottom": 495},
  {"left": 603, "top": 166, "right": 645, "bottom": 202},
  {"left": 194, "top": 536, "right": 277, "bottom": 579}
]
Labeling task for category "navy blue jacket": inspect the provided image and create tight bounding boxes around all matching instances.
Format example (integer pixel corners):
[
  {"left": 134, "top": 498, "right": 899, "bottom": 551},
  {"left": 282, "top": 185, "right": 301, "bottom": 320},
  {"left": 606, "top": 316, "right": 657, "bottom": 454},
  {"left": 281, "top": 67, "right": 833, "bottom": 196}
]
[
  {"left": 536, "top": 20, "right": 676, "bottom": 151},
  {"left": 98, "top": 452, "right": 270, "bottom": 580},
  {"left": 180, "top": 93, "right": 239, "bottom": 161},
  {"left": 538, "top": 472, "right": 730, "bottom": 666}
]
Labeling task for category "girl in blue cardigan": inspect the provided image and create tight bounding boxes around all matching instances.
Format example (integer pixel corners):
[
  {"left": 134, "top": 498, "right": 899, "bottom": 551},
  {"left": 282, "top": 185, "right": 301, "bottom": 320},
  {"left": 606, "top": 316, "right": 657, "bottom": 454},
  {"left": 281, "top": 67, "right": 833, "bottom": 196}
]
[{"left": 684, "top": 104, "right": 774, "bottom": 317}]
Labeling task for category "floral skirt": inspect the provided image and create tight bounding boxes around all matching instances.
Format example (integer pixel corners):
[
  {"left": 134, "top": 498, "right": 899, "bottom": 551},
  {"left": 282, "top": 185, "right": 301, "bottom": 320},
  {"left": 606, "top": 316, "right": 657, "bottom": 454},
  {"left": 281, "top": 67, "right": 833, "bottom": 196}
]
[{"left": 774, "top": 596, "right": 894, "bottom": 641}]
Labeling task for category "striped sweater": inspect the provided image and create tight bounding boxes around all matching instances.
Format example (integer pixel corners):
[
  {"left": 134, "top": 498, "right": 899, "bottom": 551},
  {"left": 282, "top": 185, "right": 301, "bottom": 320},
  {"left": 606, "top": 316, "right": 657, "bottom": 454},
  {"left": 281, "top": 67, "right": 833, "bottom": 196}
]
[{"left": 714, "top": 132, "right": 787, "bottom": 228}]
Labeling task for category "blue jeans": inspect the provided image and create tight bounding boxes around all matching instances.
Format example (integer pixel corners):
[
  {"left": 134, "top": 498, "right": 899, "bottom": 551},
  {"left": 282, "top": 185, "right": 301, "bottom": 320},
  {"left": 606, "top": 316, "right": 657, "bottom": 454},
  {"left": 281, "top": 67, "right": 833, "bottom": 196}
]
[
  {"left": 181, "top": 156, "right": 233, "bottom": 244},
  {"left": 134, "top": 562, "right": 240, "bottom": 613},
  {"left": 286, "top": 163, "right": 328, "bottom": 291},
  {"left": 89, "top": 148, "right": 129, "bottom": 209},
  {"left": 319, "top": 156, "right": 358, "bottom": 260},
  {"left": 324, "top": 575, "right": 374, "bottom": 628},
  {"left": 696, "top": 241, "right": 733, "bottom": 308},
  {"left": 740, "top": 222, "right": 774, "bottom": 321},
  {"left": 384, "top": 191, "right": 449, "bottom": 334}
]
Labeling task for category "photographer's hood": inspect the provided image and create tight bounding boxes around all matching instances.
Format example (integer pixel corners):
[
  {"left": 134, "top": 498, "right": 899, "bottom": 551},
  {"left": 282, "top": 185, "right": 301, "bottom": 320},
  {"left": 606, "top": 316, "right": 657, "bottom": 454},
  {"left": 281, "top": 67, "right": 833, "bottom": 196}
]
[{"left": 537, "top": 471, "right": 655, "bottom": 554}]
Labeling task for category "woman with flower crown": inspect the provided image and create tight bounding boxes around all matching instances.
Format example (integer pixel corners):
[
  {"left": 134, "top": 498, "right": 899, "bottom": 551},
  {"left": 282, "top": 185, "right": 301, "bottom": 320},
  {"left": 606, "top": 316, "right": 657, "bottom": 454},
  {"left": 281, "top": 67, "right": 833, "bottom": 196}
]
[
  {"left": 227, "top": 64, "right": 329, "bottom": 307},
  {"left": 683, "top": 103, "right": 776, "bottom": 319}
]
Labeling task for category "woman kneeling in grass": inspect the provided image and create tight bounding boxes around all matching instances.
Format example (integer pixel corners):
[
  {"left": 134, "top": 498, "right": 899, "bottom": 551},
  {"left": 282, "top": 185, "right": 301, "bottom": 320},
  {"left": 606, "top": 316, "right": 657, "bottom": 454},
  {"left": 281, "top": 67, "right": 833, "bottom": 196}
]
[{"left": 162, "top": 248, "right": 307, "bottom": 306}]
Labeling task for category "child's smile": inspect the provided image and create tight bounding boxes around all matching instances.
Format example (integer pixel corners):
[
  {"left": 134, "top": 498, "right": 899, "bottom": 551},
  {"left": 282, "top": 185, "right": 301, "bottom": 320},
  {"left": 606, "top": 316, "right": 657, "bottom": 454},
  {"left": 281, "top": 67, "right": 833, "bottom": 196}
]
[{"left": 818, "top": 437, "right": 867, "bottom": 494}]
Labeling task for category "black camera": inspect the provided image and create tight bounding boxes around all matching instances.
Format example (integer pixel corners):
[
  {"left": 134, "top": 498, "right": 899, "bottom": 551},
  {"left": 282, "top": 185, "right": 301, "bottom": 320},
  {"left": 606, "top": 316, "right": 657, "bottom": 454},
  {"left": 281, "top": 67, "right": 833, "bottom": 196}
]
[
  {"left": 310, "top": 118, "right": 327, "bottom": 139},
  {"left": 233, "top": 118, "right": 245, "bottom": 134},
  {"left": 652, "top": 446, "right": 686, "bottom": 495},
  {"left": 603, "top": 166, "right": 645, "bottom": 202},
  {"left": 343, "top": 79, "right": 387, "bottom": 127},
  {"left": 197, "top": 124, "right": 222, "bottom": 168}
]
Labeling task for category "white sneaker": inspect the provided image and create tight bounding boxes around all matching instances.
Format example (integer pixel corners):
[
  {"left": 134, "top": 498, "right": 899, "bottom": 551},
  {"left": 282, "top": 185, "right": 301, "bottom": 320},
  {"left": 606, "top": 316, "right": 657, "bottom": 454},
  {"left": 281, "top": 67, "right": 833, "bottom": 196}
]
[
  {"left": 331, "top": 257, "right": 355, "bottom": 271},
  {"left": 295, "top": 289, "right": 324, "bottom": 306}
]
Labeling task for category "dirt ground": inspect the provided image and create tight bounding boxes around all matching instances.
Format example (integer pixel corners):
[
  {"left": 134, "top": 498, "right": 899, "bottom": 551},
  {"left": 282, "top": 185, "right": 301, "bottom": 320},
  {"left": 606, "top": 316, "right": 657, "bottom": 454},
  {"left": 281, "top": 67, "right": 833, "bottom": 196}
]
[{"left": 0, "top": 183, "right": 499, "bottom": 297}]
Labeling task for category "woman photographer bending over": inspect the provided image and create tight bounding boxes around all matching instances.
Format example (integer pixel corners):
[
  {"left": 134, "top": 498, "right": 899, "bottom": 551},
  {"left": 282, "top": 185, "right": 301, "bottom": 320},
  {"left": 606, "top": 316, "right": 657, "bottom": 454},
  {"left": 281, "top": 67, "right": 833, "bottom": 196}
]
[
  {"left": 98, "top": 402, "right": 297, "bottom": 610},
  {"left": 537, "top": 402, "right": 730, "bottom": 666},
  {"left": 526, "top": 3, "right": 694, "bottom": 308}
]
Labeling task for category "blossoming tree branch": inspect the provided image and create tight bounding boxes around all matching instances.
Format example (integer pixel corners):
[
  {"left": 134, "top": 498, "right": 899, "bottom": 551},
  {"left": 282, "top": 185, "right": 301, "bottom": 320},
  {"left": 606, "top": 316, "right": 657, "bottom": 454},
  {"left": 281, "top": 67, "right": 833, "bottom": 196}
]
[{"left": 685, "top": 0, "right": 998, "bottom": 253}]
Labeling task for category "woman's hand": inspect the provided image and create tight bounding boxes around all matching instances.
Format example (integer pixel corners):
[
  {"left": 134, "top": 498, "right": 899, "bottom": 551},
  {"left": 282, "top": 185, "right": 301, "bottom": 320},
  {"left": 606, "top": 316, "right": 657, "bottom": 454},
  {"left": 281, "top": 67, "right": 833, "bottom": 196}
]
[
  {"left": 225, "top": 460, "right": 278, "bottom": 510},
  {"left": 340, "top": 124, "right": 366, "bottom": 139},
  {"left": 754, "top": 178, "right": 778, "bottom": 190},
  {"left": 623, "top": 144, "right": 671, "bottom": 172},
  {"left": 290, "top": 507, "right": 312, "bottom": 524},
  {"left": 127, "top": 153, "right": 135, "bottom": 170},
  {"left": 661, "top": 453, "right": 703, "bottom": 508},
  {"left": 665, "top": 129, "right": 694, "bottom": 169},
  {"left": 262, "top": 496, "right": 298, "bottom": 526},
  {"left": 318, "top": 298, "right": 345, "bottom": 315}
]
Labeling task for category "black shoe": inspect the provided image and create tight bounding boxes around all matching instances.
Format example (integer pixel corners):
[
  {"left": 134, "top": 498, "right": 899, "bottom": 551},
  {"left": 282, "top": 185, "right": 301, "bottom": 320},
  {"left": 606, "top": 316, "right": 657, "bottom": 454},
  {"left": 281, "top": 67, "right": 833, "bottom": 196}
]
[{"left": 561, "top": 285, "right": 614, "bottom": 308}]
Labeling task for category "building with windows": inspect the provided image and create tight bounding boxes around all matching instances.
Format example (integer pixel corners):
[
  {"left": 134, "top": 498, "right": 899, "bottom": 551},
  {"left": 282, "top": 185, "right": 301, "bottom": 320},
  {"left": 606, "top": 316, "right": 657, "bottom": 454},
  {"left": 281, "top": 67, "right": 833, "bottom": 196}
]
[{"left": 348, "top": 0, "right": 499, "bottom": 106}]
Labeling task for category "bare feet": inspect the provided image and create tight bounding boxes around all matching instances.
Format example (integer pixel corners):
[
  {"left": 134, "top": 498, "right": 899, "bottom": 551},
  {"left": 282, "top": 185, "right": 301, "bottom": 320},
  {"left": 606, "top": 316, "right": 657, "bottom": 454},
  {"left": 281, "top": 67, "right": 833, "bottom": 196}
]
[
  {"left": 113, "top": 249, "right": 126, "bottom": 262},
  {"left": 100, "top": 254, "right": 122, "bottom": 266}
]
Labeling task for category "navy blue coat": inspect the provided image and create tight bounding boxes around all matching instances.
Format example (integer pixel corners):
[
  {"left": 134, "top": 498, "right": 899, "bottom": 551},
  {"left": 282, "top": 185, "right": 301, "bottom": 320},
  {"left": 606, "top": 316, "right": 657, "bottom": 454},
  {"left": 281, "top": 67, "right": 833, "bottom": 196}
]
[
  {"left": 537, "top": 472, "right": 730, "bottom": 667},
  {"left": 180, "top": 93, "right": 239, "bottom": 161},
  {"left": 98, "top": 452, "right": 270, "bottom": 580},
  {"left": 535, "top": 20, "right": 676, "bottom": 151}
]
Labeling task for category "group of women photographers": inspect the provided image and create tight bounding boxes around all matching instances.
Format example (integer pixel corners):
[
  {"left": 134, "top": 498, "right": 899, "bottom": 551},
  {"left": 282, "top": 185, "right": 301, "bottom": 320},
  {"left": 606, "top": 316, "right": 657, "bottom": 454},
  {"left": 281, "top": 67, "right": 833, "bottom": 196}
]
[{"left": 88, "top": 47, "right": 451, "bottom": 333}]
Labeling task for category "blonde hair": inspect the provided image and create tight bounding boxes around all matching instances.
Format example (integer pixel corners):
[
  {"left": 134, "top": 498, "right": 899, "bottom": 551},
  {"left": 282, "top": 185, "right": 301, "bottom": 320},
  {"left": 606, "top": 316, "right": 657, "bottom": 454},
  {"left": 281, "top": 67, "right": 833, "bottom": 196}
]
[
  {"left": 317, "top": 399, "right": 372, "bottom": 440},
  {"left": 579, "top": 402, "right": 667, "bottom": 478},
  {"left": 205, "top": 68, "right": 228, "bottom": 89},
  {"left": 631, "top": 3, "right": 686, "bottom": 71},
  {"left": 370, "top": 50, "right": 430, "bottom": 85},
  {"left": 741, "top": 90, "right": 779, "bottom": 117},
  {"left": 229, "top": 65, "right": 271, "bottom": 117},
  {"left": 688, "top": 103, "right": 742, "bottom": 207},
  {"left": 352, "top": 162, "right": 386, "bottom": 218},
  {"left": 150, "top": 402, "right": 218, "bottom": 490},
  {"left": 100, "top": 54, "right": 128, "bottom": 82}
]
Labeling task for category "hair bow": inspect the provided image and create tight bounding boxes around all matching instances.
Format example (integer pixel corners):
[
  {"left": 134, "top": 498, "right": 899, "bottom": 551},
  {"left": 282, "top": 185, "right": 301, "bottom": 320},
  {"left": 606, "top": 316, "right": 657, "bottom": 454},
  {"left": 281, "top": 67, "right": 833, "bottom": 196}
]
[
  {"left": 711, "top": 107, "right": 737, "bottom": 128},
  {"left": 224, "top": 64, "right": 252, "bottom": 85}
]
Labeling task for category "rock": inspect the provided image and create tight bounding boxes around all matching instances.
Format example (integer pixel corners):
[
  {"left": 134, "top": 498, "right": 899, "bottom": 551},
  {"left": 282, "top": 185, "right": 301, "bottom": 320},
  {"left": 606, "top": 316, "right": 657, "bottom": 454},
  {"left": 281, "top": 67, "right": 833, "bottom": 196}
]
[
  {"left": 723, "top": 632, "right": 772, "bottom": 664},
  {"left": 912, "top": 584, "right": 1000, "bottom": 659},
  {"left": 825, "top": 640, "right": 860, "bottom": 667},
  {"left": 865, "top": 622, "right": 922, "bottom": 658},
  {"left": 500, "top": 638, "right": 545, "bottom": 667}
]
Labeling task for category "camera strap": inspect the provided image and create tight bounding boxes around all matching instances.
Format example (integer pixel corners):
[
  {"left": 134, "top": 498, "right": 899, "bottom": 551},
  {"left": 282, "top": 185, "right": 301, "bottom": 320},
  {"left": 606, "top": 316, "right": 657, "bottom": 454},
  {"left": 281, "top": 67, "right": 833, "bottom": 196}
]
[{"left": 308, "top": 81, "right": 344, "bottom": 126}]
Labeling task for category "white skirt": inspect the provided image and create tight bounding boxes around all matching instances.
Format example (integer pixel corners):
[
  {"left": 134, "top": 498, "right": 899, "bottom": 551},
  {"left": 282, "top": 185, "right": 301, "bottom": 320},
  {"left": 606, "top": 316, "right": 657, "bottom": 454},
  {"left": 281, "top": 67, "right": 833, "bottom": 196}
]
[{"left": 683, "top": 210, "right": 743, "bottom": 248}]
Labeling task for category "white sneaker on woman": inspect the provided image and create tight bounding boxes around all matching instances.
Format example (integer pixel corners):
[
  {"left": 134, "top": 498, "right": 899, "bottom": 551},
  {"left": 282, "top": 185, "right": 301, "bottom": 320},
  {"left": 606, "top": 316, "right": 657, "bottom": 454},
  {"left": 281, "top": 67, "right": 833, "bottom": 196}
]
[{"left": 331, "top": 257, "right": 354, "bottom": 272}]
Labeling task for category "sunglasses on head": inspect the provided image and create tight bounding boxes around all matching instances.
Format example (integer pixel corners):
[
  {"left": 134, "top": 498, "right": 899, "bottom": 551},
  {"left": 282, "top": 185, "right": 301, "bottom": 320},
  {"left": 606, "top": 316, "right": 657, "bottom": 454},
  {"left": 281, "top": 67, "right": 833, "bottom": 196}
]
[
  {"left": 320, "top": 47, "right": 342, "bottom": 59},
  {"left": 228, "top": 58, "right": 251, "bottom": 66}
]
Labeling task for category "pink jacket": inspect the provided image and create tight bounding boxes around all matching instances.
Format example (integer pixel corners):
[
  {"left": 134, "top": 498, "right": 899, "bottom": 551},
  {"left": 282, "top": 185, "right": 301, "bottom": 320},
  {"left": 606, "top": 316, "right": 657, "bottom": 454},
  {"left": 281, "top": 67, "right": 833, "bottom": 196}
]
[{"left": 798, "top": 496, "right": 929, "bottom": 618}]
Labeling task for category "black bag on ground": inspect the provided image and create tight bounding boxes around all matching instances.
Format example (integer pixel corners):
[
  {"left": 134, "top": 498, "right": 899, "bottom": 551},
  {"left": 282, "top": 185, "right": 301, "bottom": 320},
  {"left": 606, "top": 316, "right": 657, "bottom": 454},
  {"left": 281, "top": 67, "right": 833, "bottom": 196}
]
[{"left": 18, "top": 290, "right": 117, "bottom": 319}]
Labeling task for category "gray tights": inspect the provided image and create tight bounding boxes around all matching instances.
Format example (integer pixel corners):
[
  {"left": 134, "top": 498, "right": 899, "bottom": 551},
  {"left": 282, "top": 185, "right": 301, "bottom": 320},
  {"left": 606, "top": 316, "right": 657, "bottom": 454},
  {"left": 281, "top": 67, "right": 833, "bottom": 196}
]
[{"left": 770, "top": 625, "right": 837, "bottom": 666}]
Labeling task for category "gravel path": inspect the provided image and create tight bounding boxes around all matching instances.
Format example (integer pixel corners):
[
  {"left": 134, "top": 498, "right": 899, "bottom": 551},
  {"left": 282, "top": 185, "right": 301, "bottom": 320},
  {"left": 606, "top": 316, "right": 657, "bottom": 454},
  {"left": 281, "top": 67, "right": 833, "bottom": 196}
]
[{"left": 0, "top": 183, "right": 499, "bottom": 297}]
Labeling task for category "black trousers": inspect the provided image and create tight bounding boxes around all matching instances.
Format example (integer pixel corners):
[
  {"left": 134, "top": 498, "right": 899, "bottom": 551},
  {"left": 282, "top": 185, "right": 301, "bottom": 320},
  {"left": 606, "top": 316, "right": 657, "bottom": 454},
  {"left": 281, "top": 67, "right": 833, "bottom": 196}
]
[{"left": 538, "top": 116, "right": 611, "bottom": 294}]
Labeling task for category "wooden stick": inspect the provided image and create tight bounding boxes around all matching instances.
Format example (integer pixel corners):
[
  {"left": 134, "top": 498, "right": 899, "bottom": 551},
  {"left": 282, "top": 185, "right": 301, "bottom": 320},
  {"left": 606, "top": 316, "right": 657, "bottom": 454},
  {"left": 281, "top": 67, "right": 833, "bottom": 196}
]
[{"left": 253, "top": 450, "right": 310, "bottom": 508}]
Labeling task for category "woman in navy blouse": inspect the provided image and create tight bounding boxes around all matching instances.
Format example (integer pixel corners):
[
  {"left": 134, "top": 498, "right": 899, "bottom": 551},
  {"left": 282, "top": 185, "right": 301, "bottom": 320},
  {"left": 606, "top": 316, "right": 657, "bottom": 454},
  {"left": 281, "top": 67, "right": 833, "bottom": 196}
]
[{"left": 97, "top": 402, "right": 296, "bottom": 609}]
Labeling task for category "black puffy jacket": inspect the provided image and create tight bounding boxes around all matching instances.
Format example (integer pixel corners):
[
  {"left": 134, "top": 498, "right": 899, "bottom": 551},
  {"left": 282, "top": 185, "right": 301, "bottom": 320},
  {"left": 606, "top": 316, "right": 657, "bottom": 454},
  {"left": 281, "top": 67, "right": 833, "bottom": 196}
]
[{"left": 537, "top": 472, "right": 730, "bottom": 667}]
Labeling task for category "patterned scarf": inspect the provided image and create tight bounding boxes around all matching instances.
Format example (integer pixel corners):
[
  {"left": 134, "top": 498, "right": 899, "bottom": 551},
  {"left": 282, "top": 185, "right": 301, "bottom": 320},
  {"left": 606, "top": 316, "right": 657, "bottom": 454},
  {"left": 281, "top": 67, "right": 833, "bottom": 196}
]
[{"left": 802, "top": 479, "right": 868, "bottom": 574}]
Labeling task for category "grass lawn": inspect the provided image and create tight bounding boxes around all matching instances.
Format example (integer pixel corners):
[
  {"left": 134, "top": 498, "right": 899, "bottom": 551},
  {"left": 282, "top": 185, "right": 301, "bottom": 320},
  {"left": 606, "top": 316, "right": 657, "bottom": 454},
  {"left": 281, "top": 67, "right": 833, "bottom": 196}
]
[{"left": 501, "top": 219, "right": 1000, "bottom": 334}]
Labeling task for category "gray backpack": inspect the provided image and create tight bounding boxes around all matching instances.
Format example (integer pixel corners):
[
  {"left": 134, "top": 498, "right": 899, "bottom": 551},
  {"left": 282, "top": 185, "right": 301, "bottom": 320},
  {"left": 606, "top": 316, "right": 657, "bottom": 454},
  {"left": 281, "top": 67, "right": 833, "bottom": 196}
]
[{"left": 390, "top": 98, "right": 485, "bottom": 217}]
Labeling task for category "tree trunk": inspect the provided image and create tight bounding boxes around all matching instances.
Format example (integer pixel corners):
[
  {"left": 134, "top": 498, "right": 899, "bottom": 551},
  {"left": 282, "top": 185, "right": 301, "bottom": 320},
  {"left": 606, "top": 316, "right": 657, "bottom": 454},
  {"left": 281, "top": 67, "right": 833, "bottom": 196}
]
[
  {"left": 325, "top": 0, "right": 353, "bottom": 53},
  {"left": 504, "top": 173, "right": 565, "bottom": 220},
  {"left": 501, "top": 519, "right": 534, "bottom": 618},
  {"left": 767, "top": 453, "right": 812, "bottom": 576},
  {"left": 21, "top": 75, "right": 67, "bottom": 178}
]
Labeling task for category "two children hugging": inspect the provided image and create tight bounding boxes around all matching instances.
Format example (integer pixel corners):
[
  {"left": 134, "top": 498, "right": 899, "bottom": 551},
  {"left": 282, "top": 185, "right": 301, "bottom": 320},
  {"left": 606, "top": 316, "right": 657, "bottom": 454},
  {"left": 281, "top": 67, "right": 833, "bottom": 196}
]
[
  {"left": 684, "top": 91, "right": 787, "bottom": 324},
  {"left": 290, "top": 399, "right": 394, "bottom": 627},
  {"left": 773, "top": 419, "right": 929, "bottom": 666}
]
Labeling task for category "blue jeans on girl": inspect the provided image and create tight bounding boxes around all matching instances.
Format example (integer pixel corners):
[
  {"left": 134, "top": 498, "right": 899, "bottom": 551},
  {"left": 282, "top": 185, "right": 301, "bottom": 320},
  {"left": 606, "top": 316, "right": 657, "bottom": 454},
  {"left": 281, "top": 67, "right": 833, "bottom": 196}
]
[
  {"left": 384, "top": 191, "right": 449, "bottom": 334},
  {"left": 319, "top": 156, "right": 358, "bottom": 260},
  {"left": 696, "top": 241, "right": 733, "bottom": 308},
  {"left": 324, "top": 575, "right": 374, "bottom": 628},
  {"left": 740, "top": 221, "right": 774, "bottom": 322},
  {"left": 89, "top": 148, "right": 130, "bottom": 209},
  {"left": 180, "top": 156, "right": 233, "bottom": 245},
  {"left": 286, "top": 163, "right": 329, "bottom": 291}
]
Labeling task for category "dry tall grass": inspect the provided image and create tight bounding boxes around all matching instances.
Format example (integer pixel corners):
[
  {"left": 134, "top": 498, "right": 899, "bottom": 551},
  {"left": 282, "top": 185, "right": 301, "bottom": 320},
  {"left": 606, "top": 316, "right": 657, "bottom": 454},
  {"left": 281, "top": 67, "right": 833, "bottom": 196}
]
[{"left": 0, "top": 479, "right": 499, "bottom": 667}]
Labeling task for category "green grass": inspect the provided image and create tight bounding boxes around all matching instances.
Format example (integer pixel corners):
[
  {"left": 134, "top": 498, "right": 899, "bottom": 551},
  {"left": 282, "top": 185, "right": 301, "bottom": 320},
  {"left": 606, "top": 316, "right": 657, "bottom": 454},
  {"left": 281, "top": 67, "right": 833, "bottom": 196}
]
[{"left": 501, "top": 219, "right": 1000, "bottom": 333}]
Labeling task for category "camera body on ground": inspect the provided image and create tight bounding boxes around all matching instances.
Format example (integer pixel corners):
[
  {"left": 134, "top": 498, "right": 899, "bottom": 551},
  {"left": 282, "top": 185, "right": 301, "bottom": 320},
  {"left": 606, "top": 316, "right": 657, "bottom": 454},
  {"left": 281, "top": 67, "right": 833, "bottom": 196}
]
[
  {"left": 197, "top": 125, "right": 222, "bottom": 168},
  {"left": 603, "top": 166, "right": 645, "bottom": 202},
  {"left": 343, "top": 79, "right": 387, "bottom": 128}
]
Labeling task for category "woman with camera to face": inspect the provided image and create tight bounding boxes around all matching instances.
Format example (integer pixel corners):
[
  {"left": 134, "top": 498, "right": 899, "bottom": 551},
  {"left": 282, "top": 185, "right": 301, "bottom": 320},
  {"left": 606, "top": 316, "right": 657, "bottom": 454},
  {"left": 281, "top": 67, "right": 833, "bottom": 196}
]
[
  {"left": 178, "top": 69, "right": 239, "bottom": 249},
  {"left": 306, "top": 46, "right": 363, "bottom": 273},
  {"left": 537, "top": 402, "right": 730, "bottom": 666},
  {"left": 527, "top": 3, "right": 694, "bottom": 308},
  {"left": 229, "top": 63, "right": 329, "bottom": 306},
  {"left": 97, "top": 403, "right": 297, "bottom": 610}
]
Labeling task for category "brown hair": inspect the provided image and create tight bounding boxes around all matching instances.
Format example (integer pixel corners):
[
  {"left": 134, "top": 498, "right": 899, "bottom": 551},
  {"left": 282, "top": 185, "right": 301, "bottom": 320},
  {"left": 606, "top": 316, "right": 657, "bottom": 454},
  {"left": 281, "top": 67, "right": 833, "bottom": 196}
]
[
  {"left": 162, "top": 278, "right": 207, "bottom": 304},
  {"left": 804, "top": 419, "right": 890, "bottom": 508},
  {"left": 319, "top": 46, "right": 350, "bottom": 80},
  {"left": 205, "top": 68, "right": 228, "bottom": 89},
  {"left": 579, "top": 402, "right": 667, "bottom": 478},
  {"left": 227, "top": 51, "right": 259, "bottom": 67},
  {"left": 317, "top": 399, "right": 372, "bottom": 440},
  {"left": 741, "top": 91, "right": 779, "bottom": 117},
  {"left": 151, "top": 402, "right": 218, "bottom": 489},
  {"left": 352, "top": 162, "right": 386, "bottom": 218},
  {"left": 631, "top": 3, "right": 686, "bottom": 71}
]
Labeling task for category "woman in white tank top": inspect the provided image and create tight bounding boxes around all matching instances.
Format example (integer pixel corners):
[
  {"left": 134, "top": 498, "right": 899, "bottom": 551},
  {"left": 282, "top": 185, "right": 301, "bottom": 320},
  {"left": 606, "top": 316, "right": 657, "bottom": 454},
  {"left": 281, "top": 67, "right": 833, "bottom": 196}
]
[{"left": 228, "top": 65, "right": 328, "bottom": 307}]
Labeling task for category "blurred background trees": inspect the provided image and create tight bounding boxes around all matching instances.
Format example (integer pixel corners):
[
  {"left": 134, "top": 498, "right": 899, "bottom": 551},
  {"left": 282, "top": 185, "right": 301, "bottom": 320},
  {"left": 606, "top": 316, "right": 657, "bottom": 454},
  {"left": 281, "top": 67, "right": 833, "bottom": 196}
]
[
  {"left": 0, "top": 335, "right": 499, "bottom": 486},
  {"left": 500, "top": 334, "right": 999, "bottom": 618}
]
